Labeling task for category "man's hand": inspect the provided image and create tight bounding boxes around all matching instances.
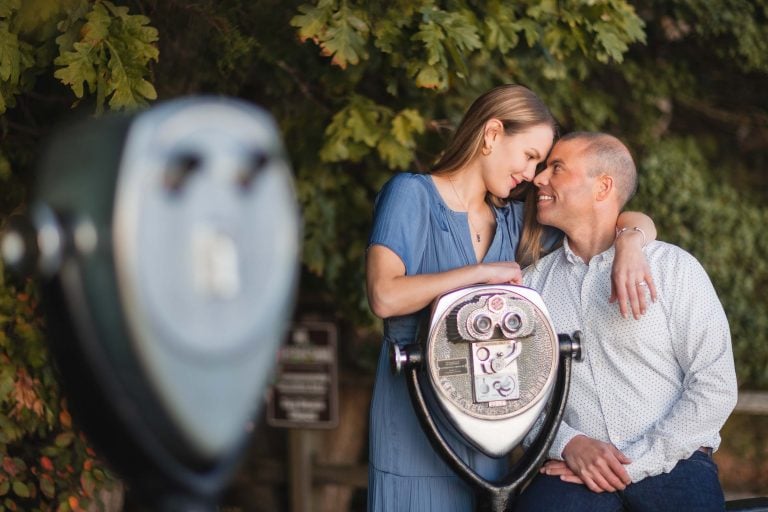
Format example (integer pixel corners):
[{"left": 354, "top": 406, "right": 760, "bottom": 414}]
[{"left": 561, "top": 435, "right": 632, "bottom": 493}]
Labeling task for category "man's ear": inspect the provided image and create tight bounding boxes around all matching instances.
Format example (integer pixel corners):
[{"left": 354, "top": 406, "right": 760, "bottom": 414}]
[{"left": 595, "top": 174, "right": 614, "bottom": 202}]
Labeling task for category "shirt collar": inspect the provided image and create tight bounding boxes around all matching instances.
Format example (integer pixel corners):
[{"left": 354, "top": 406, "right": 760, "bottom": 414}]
[{"left": 562, "top": 237, "right": 616, "bottom": 267}]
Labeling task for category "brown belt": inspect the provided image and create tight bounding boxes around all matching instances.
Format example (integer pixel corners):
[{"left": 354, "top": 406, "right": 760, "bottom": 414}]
[{"left": 697, "top": 446, "right": 713, "bottom": 456}]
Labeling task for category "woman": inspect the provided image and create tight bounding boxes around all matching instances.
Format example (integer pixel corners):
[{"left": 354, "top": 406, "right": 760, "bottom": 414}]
[{"left": 366, "top": 84, "right": 656, "bottom": 511}]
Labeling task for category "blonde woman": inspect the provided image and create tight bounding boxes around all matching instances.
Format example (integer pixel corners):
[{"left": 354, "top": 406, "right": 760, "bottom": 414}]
[{"left": 366, "top": 85, "right": 656, "bottom": 511}]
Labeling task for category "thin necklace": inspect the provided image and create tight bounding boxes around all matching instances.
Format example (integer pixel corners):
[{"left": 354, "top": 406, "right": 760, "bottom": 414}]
[{"left": 449, "top": 178, "right": 482, "bottom": 244}]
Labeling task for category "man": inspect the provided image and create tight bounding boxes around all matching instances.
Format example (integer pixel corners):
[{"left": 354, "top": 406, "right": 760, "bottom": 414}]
[{"left": 516, "top": 132, "right": 738, "bottom": 512}]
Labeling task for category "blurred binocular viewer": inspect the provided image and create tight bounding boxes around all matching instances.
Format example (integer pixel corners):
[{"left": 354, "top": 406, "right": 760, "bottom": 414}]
[
  {"left": 393, "top": 284, "right": 582, "bottom": 511},
  {"left": 1, "top": 98, "right": 300, "bottom": 510}
]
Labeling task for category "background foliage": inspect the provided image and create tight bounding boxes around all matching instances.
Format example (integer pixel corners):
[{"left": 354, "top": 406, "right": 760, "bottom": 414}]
[
  {"left": 0, "top": 0, "right": 767, "bottom": 507},
  {"left": 1, "top": 0, "right": 155, "bottom": 509}
]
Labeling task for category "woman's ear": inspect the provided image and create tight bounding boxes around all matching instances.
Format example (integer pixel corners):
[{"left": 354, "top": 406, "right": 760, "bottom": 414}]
[
  {"left": 484, "top": 118, "right": 504, "bottom": 145},
  {"left": 595, "top": 174, "right": 614, "bottom": 202}
]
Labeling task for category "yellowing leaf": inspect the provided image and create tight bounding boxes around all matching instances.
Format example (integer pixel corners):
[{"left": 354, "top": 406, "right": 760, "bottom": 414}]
[
  {"left": 79, "top": 471, "right": 95, "bottom": 497},
  {"left": 289, "top": 3, "right": 331, "bottom": 43},
  {"left": 377, "top": 134, "right": 413, "bottom": 170},
  {"left": 595, "top": 25, "right": 629, "bottom": 63},
  {"left": 293, "top": 3, "right": 368, "bottom": 68},
  {"left": 80, "top": 2, "right": 111, "bottom": 43},
  {"left": 2, "top": 456, "right": 16, "bottom": 475},
  {"left": 0, "top": 23, "right": 20, "bottom": 82},
  {"left": 392, "top": 108, "right": 425, "bottom": 146},
  {"left": 321, "top": 12, "right": 368, "bottom": 68},
  {"left": 320, "top": 96, "right": 393, "bottom": 162},
  {"left": 133, "top": 77, "right": 156, "bottom": 100},
  {"left": 11, "top": 480, "right": 28, "bottom": 498},
  {"left": 0, "top": 0, "right": 20, "bottom": 19},
  {"left": 14, "top": 0, "right": 63, "bottom": 38},
  {"left": 345, "top": 109, "right": 382, "bottom": 146},
  {"left": 414, "top": 65, "right": 443, "bottom": 89},
  {"left": 58, "top": 410, "right": 71, "bottom": 429},
  {"left": 54, "top": 431, "right": 74, "bottom": 448},
  {"left": 39, "top": 474, "right": 55, "bottom": 499},
  {"left": 53, "top": 41, "right": 97, "bottom": 98}
]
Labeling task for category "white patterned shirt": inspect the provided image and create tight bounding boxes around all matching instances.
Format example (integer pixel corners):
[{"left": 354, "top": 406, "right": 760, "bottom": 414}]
[{"left": 523, "top": 239, "right": 738, "bottom": 482}]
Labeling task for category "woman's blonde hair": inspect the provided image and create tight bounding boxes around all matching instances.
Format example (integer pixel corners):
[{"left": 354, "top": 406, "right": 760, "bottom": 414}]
[
  {"left": 511, "top": 182, "right": 551, "bottom": 267},
  {"left": 430, "top": 84, "right": 558, "bottom": 266},
  {"left": 431, "top": 84, "right": 557, "bottom": 176}
]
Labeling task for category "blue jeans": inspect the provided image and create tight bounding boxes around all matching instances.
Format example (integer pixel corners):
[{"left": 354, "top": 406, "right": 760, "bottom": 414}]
[{"left": 514, "top": 450, "right": 724, "bottom": 512}]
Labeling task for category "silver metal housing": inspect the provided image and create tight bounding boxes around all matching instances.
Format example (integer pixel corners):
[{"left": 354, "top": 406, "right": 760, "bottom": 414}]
[{"left": 425, "top": 285, "right": 559, "bottom": 457}]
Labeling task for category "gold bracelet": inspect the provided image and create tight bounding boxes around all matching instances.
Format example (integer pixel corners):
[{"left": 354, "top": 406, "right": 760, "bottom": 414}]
[{"left": 615, "top": 226, "right": 647, "bottom": 248}]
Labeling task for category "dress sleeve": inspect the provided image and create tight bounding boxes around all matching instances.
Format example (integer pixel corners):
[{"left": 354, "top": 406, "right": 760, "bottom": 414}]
[{"left": 368, "top": 174, "right": 430, "bottom": 276}]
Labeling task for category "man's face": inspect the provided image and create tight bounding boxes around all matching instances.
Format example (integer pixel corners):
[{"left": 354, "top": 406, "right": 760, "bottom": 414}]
[{"left": 533, "top": 139, "right": 597, "bottom": 229}]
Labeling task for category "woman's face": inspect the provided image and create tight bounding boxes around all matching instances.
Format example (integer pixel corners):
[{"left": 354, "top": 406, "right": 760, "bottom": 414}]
[{"left": 482, "top": 123, "right": 554, "bottom": 198}]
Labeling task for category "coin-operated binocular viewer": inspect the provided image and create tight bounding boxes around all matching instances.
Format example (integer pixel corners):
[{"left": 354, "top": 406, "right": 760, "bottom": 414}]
[
  {"left": 1, "top": 98, "right": 300, "bottom": 511},
  {"left": 392, "top": 285, "right": 582, "bottom": 512}
]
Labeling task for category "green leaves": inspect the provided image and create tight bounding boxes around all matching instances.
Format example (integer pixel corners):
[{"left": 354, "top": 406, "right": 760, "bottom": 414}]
[
  {"left": 0, "top": 4, "right": 154, "bottom": 507},
  {"left": 293, "top": 0, "right": 645, "bottom": 90},
  {"left": 291, "top": 0, "right": 370, "bottom": 69},
  {"left": 0, "top": 275, "right": 119, "bottom": 509},
  {"left": 0, "top": 18, "right": 35, "bottom": 113},
  {"left": 674, "top": 0, "right": 768, "bottom": 74},
  {"left": 0, "top": 23, "right": 20, "bottom": 82},
  {"left": 38, "top": 474, "right": 54, "bottom": 499},
  {"left": 483, "top": 1, "right": 526, "bottom": 54},
  {"left": 0, "top": 0, "right": 157, "bottom": 115},
  {"left": 0, "top": 0, "right": 20, "bottom": 19},
  {"left": 11, "top": 481, "right": 28, "bottom": 499},
  {"left": 634, "top": 137, "right": 768, "bottom": 386},
  {"left": 320, "top": 95, "right": 425, "bottom": 169},
  {"left": 548, "top": 2, "right": 646, "bottom": 74},
  {"left": 409, "top": 6, "right": 481, "bottom": 88},
  {"left": 54, "top": 0, "right": 158, "bottom": 113},
  {"left": 51, "top": 42, "right": 94, "bottom": 99}
]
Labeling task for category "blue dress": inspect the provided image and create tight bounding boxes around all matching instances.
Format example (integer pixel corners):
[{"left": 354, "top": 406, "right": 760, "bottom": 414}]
[{"left": 367, "top": 173, "right": 529, "bottom": 511}]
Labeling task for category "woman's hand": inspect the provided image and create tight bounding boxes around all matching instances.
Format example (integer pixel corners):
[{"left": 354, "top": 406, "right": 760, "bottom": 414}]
[
  {"left": 479, "top": 261, "right": 522, "bottom": 285},
  {"left": 540, "top": 460, "right": 585, "bottom": 485},
  {"left": 612, "top": 211, "right": 658, "bottom": 319},
  {"left": 610, "top": 233, "right": 657, "bottom": 319}
]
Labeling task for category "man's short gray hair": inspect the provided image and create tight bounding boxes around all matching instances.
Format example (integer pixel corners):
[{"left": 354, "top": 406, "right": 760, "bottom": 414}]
[{"left": 559, "top": 131, "right": 637, "bottom": 208}]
